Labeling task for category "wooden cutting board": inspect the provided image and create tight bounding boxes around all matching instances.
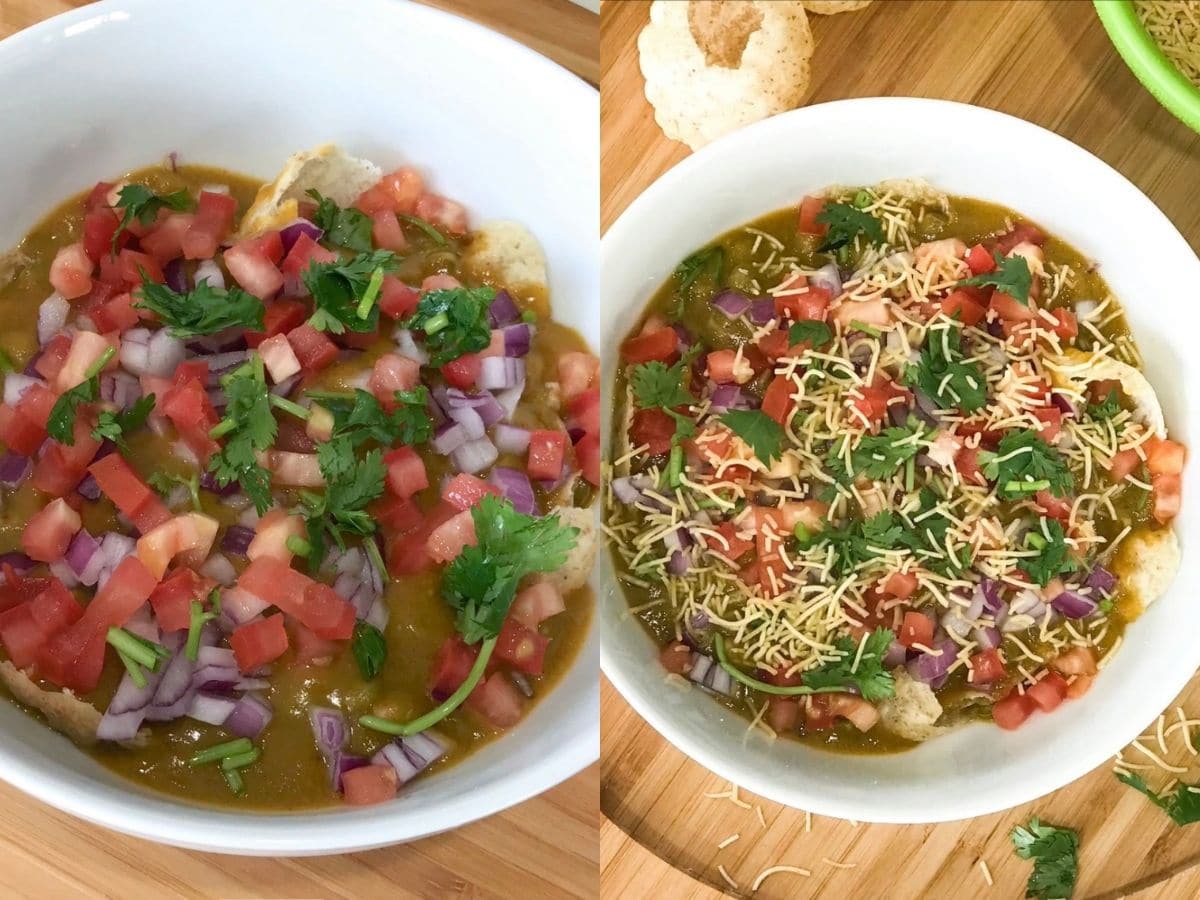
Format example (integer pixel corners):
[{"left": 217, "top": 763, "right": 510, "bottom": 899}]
[
  {"left": 600, "top": 1, "right": 1200, "bottom": 897},
  {"left": 0, "top": 2, "right": 598, "bottom": 898}
]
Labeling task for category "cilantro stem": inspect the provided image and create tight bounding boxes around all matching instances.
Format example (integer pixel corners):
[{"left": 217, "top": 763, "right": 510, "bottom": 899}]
[
  {"left": 0, "top": 349, "right": 15, "bottom": 374},
  {"left": 286, "top": 534, "right": 311, "bottom": 557},
  {"left": 1026, "top": 532, "right": 1047, "bottom": 550},
  {"left": 356, "top": 267, "right": 385, "bottom": 319},
  {"left": 1006, "top": 479, "right": 1050, "bottom": 494},
  {"left": 116, "top": 648, "right": 148, "bottom": 688},
  {"left": 220, "top": 747, "right": 260, "bottom": 771},
  {"left": 360, "top": 636, "right": 497, "bottom": 736},
  {"left": 398, "top": 214, "right": 448, "bottom": 246},
  {"left": 210, "top": 418, "right": 237, "bottom": 439},
  {"left": 852, "top": 190, "right": 872, "bottom": 210},
  {"left": 422, "top": 311, "right": 450, "bottom": 336},
  {"left": 268, "top": 394, "right": 310, "bottom": 420},
  {"left": 521, "top": 310, "right": 537, "bottom": 324},
  {"left": 363, "top": 537, "right": 388, "bottom": 585},
  {"left": 188, "top": 737, "right": 253, "bottom": 767},
  {"left": 106, "top": 626, "right": 168, "bottom": 670},
  {"left": 712, "top": 634, "right": 845, "bottom": 696},
  {"left": 185, "top": 600, "right": 216, "bottom": 661},
  {"left": 85, "top": 346, "right": 116, "bottom": 380},
  {"left": 222, "top": 767, "right": 245, "bottom": 794},
  {"left": 667, "top": 445, "right": 684, "bottom": 488},
  {"left": 793, "top": 522, "right": 811, "bottom": 543},
  {"left": 849, "top": 320, "right": 881, "bottom": 337}
]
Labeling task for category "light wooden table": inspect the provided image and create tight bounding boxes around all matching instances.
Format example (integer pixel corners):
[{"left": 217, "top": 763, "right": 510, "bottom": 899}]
[
  {"left": 600, "top": 1, "right": 1200, "bottom": 898},
  {"left": 0, "top": 2, "right": 599, "bottom": 898}
]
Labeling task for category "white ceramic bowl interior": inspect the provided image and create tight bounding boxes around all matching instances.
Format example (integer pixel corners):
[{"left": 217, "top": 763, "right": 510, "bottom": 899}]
[
  {"left": 0, "top": 0, "right": 598, "bottom": 854},
  {"left": 601, "top": 97, "right": 1200, "bottom": 824}
]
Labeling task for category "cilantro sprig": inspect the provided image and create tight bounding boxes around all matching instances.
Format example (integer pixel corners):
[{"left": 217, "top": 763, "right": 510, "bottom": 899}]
[
  {"left": 306, "top": 189, "right": 374, "bottom": 253},
  {"left": 1086, "top": 388, "right": 1121, "bottom": 421},
  {"left": 307, "top": 386, "right": 433, "bottom": 448},
  {"left": 92, "top": 394, "right": 155, "bottom": 452},
  {"left": 1020, "top": 517, "right": 1079, "bottom": 587},
  {"left": 360, "top": 496, "right": 579, "bottom": 737},
  {"left": 302, "top": 250, "right": 399, "bottom": 334},
  {"left": 402, "top": 286, "right": 495, "bottom": 367},
  {"left": 112, "top": 185, "right": 194, "bottom": 254},
  {"left": 905, "top": 323, "right": 987, "bottom": 413},
  {"left": 207, "top": 356, "right": 276, "bottom": 515},
  {"left": 1010, "top": 817, "right": 1079, "bottom": 900},
  {"left": 1117, "top": 772, "right": 1200, "bottom": 826},
  {"left": 959, "top": 251, "right": 1033, "bottom": 304},
  {"left": 351, "top": 621, "right": 388, "bottom": 681},
  {"left": 788, "top": 320, "right": 833, "bottom": 347},
  {"left": 134, "top": 277, "right": 265, "bottom": 339},
  {"left": 983, "top": 429, "right": 1073, "bottom": 499},
  {"left": 148, "top": 469, "right": 202, "bottom": 511},
  {"left": 826, "top": 425, "right": 926, "bottom": 483},
  {"left": 815, "top": 202, "right": 884, "bottom": 253},
  {"left": 47, "top": 346, "right": 116, "bottom": 444},
  {"left": 719, "top": 409, "right": 785, "bottom": 465},
  {"left": 300, "top": 440, "right": 387, "bottom": 570},
  {"left": 675, "top": 246, "right": 724, "bottom": 295},
  {"left": 804, "top": 511, "right": 908, "bottom": 578},
  {"left": 629, "top": 349, "right": 700, "bottom": 451}
]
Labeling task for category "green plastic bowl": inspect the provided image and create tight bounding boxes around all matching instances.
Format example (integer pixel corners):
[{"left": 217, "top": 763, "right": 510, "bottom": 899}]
[{"left": 1095, "top": 0, "right": 1200, "bottom": 133}]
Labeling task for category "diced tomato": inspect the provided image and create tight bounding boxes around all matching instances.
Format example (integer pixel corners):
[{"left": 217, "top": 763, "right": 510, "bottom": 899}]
[
  {"left": 289, "top": 620, "right": 340, "bottom": 665},
  {"left": 704, "top": 521, "right": 754, "bottom": 561},
  {"left": 370, "top": 210, "right": 408, "bottom": 252},
  {"left": 224, "top": 239, "right": 284, "bottom": 299},
  {"left": 1108, "top": 448, "right": 1140, "bottom": 481},
  {"left": 1067, "top": 674, "right": 1095, "bottom": 699},
  {"left": 467, "top": 671, "right": 524, "bottom": 728},
  {"left": 21, "top": 499, "right": 81, "bottom": 563},
  {"left": 968, "top": 648, "right": 1005, "bottom": 684},
  {"left": 495, "top": 617, "right": 549, "bottom": 675},
  {"left": 993, "top": 222, "right": 1046, "bottom": 255},
  {"left": 1027, "top": 672, "right": 1068, "bottom": 712},
  {"left": 898, "top": 611, "right": 934, "bottom": 649},
  {"left": 883, "top": 571, "right": 918, "bottom": 600},
  {"left": 659, "top": 640, "right": 693, "bottom": 677},
  {"left": 1152, "top": 472, "right": 1182, "bottom": 524},
  {"left": 443, "top": 473, "right": 501, "bottom": 511},
  {"left": 620, "top": 327, "right": 677, "bottom": 364},
  {"left": 760, "top": 376, "right": 795, "bottom": 427},
  {"left": 183, "top": 191, "right": 237, "bottom": 260},
  {"left": 764, "top": 697, "right": 799, "bottom": 733},
  {"left": 368, "top": 353, "right": 420, "bottom": 408},
  {"left": 848, "top": 376, "right": 906, "bottom": 428},
  {"left": 558, "top": 351, "right": 599, "bottom": 402},
  {"left": 88, "top": 454, "right": 171, "bottom": 533},
  {"left": 384, "top": 446, "right": 428, "bottom": 499},
  {"left": 355, "top": 184, "right": 394, "bottom": 216},
  {"left": 796, "top": 196, "right": 827, "bottom": 236},
  {"left": 246, "top": 299, "right": 310, "bottom": 348},
  {"left": 775, "top": 283, "right": 830, "bottom": 322},
  {"left": 54, "top": 331, "right": 115, "bottom": 392},
  {"left": 230, "top": 613, "right": 289, "bottom": 672},
  {"left": 117, "top": 249, "right": 164, "bottom": 287},
  {"left": 378, "top": 168, "right": 425, "bottom": 215},
  {"left": 955, "top": 445, "right": 986, "bottom": 486},
  {"left": 965, "top": 243, "right": 995, "bottom": 275},
  {"left": 441, "top": 353, "right": 481, "bottom": 389},
  {"left": 32, "top": 334, "right": 70, "bottom": 383},
  {"left": 824, "top": 692, "right": 881, "bottom": 732},
  {"left": 149, "top": 568, "right": 212, "bottom": 633},
  {"left": 576, "top": 430, "right": 601, "bottom": 487},
  {"left": 991, "top": 292, "right": 1036, "bottom": 322},
  {"left": 993, "top": 689, "right": 1036, "bottom": 730},
  {"left": 1045, "top": 309, "right": 1078, "bottom": 342},
  {"left": 379, "top": 276, "right": 420, "bottom": 320},
  {"left": 279, "top": 232, "right": 338, "bottom": 291},
  {"left": 136, "top": 513, "right": 219, "bottom": 580},
  {"left": 247, "top": 509, "right": 306, "bottom": 563},
  {"left": 1145, "top": 437, "right": 1187, "bottom": 477},
  {"left": 1031, "top": 407, "right": 1062, "bottom": 444},
  {"left": 374, "top": 495, "right": 424, "bottom": 535},
  {"left": 628, "top": 408, "right": 673, "bottom": 457},
  {"left": 82, "top": 208, "right": 122, "bottom": 263},
  {"left": 341, "top": 764, "right": 399, "bottom": 806},
  {"left": 89, "top": 291, "right": 138, "bottom": 333},
  {"left": 32, "top": 416, "right": 102, "bottom": 496},
  {"left": 802, "top": 694, "right": 838, "bottom": 732},
  {"left": 0, "top": 568, "right": 52, "bottom": 613},
  {"left": 705, "top": 349, "right": 738, "bottom": 384},
  {"left": 1033, "top": 490, "right": 1072, "bottom": 522},
  {"left": 755, "top": 507, "right": 787, "bottom": 598},
  {"left": 510, "top": 581, "right": 565, "bottom": 629},
  {"left": 287, "top": 323, "right": 339, "bottom": 372},
  {"left": 427, "top": 509, "right": 477, "bottom": 563},
  {"left": 49, "top": 242, "right": 94, "bottom": 300},
  {"left": 429, "top": 635, "right": 479, "bottom": 698},
  {"left": 527, "top": 430, "right": 567, "bottom": 482},
  {"left": 413, "top": 193, "right": 468, "bottom": 236},
  {"left": 237, "top": 556, "right": 355, "bottom": 639},
  {"left": 422, "top": 273, "right": 461, "bottom": 293},
  {"left": 0, "top": 580, "right": 82, "bottom": 669},
  {"left": 257, "top": 333, "right": 301, "bottom": 384},
  {"left": 387, "top": 502, "right": 457, "bottom": 576},
  {"left": 940, "top": 289, "right": 987, "bottom": 327},
  {"left": 1050, "top": 646, "right": 1097, "bottom": 676},
  {"left": 140, "top": 213, "right": 196, "bottom": 264}
]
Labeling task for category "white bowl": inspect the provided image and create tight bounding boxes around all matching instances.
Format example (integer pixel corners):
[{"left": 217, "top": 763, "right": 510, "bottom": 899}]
[
  {"left": 600, "top": 97, "right": 1200, "bottom": 824},
  {"left": 0, "top": 0, "right": 598, "bottom": 854}
]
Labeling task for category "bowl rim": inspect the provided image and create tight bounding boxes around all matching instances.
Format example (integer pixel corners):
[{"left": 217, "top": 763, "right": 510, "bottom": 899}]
[
  {"left": 0, "top": 0, "right": 599, "bottom": 854},
  {"left": 1094, "top": 0, "right": 1200, "bottom": 133},
  {"left": 599, "top": 95, "right": 1200, "bottom": 824}
]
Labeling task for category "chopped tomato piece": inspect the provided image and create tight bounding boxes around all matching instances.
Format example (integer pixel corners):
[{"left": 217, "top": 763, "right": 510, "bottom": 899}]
[
  {"left": 49, "top": 242, "right": 94, "bottom": 300},
  {"left": 1027, "top": 672, "right": 1069, "bottom": 712},
  {"left": 1152, "top": 472, "right": 1182, "bottom": 524},
  {"left": 941, "top": 289, "right": 986, "bottom": 327},
  {"left": 1108, "top": 448, "right": 1140, "bottom": 481},
  {"left": 558, "top": 352, "right": 599, "bottom": 402},
  {"left": 527, "top": 430, "right": 567, "bottom": 482},
  {"left": 495, "top": 617, "right": 549, "bottom": 675},
  {"left": 760, "top": 375, "right": 795, "bottom": 425},
  {"left": 379, "top": 276, "right": 420, "bottom": 320},
  {"left": 467, "top": 671, "right": 524, "bottom": 728},
  {"left": 287, "top": 324, "right": 339, "bottom": 372},
  {"left": 1050, "top": 646, "right": 1097, "bottom": 676},
  {"left": 413, "top": 193, "right": 468, "bottom": 236},
  {"left": 136, "top": 513, "right": 219, "bottom": 580},
  {"left": 659, "top": 641, "right": 693, "bottom": 677},
  {"left": 824, "top": 692, "right": 880, "bottom": 732},
  {"left": 441, "top": 353, "right": 481, "bottom": 389},
  {"left": 1034, "top": 490, "right": 1072, "bottom": 521},
  {"left": 368, "top": 353, "right": 420, "bottom": 407},
  {"left": 848, "top": 376, "right": 907, "bottom": 428},
  {"left": 755, "top": 507, "right": 787, "bottom": 598},
  {"left": 258, "top": 333, "right": 302, "bottom": 384},
  {"left": 429, "top": 635, "right": 479, "bottom": 698},
  {"left": 183, "top": 191, "right": 237, "bottom": 260},
  {"left": 993, "top": 689, "right": 1036, "bottom": 730},
  {"left": 968, "top": 648, "right": 1005, "bottom": 684},
  {"left": 1145, "top": 437, "right": 1187, "bottom": 477},
  {"left": 883, "top": 571, "right": 918, "bottom": 600},
  {"left": 965, "top": 243, "right": 995, "bottom": 275},
  {"left": 279, "top": 232, "right": 338, "bottom": 290},
  {"left": 898, "top": 611, "right": 933, "bottom": 649},
  {"left": 991, "top": 292, "right": 1035, "bottom": 322},
  {"left": 0, "top": 403, "right": 45, "bottom": 456},
  {"left": 796, "top": 196, "right": 827, "bottom": 236},
  {"left": 247, "top": 509, "right": 306, "bottom": 563},
  {"left": 576, "top": 431, "right": 601, "bottom": 487},
  {"left": 149, "top": 568, "right": 213, "bottom": 633},
  {"left": 341, "top": 764, "right": 399, "bottom": 806},
  {"left": 224, "top": 239, "right": 284, "bottom": 299},
  {"left": 443, "top": 473, "right": 501, "bottom": 511},
  {"left": 162, "top": 376, "right": 220, "bottom": 462},
  {"left": 993, "top": 222, "right": 1046, "bottom": 254},
  {"left": 371, "top": 210, "right": 408, "bottom": 252},
  {"left": 775, "top": 283, "right": 830, "bottom": 322},
  {"left": 426, "top": 509, "right": 477, "bottom": 563},
  {"left": 1046, "top": 308, "right": 1078, "bottom": 342},
  {"left": 510, "top": 581, "right": 565, "bottom": 629},
  {"left": 237, "top": 556, "right": 355, "bottom": 639},
  {"left": 1067, "top": 674, "right": 1095, "bottom": 699},
  {"left": 955, "top": 446, "right": 986, "bottom": 486},
  {"left": 246, "top": 299, "right": 310, "bottom": 348},
  {"left": 22, "top": 499, "right": 82, "bottom": 563},
  {"left": 629, "top": 408, "right": 675, "bottom": 456},
  {"left": 377, "top": 168, "right": 425, "bottom": 214},
  {"left": 0, "top": 580, "right": 82, "bottom": 668},
  {"left": 230, "top": 613, "right": 289, "bottom": 672},
  {"left": 374, "top": 495, "right": 424, "bottom": 535},
  {"left": 384, "top": 446, "right": 429, "bottom": 499},
  {"left": 116, "top": 249, "right": 163, "bottom": 287},
  {"left": 620, "top": 327, "right": 677, "bottom": 364},
  {"left": 704, "top": 521, "right": 754, "bottom": 561},
  {"left": 56, "top": 331, "right": 116, "bottom": 392}
]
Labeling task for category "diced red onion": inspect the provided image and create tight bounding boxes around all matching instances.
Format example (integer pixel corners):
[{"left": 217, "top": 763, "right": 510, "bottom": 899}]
[
  {"left": 224, "top": 692, "right": 273, "bottom": 739},
  {"left": 708, "top": 383, "right": 744, "bottom": 412},
  {"left": 97, "top": 648, "right": 171, "bottom": 741},
  {"left": 394, "top": 328, "right": 429, "bottom": 365},
  {"left": 667, "top": 550, "right": 690, "bottom": 575},
  {"left": 221, "top": 525, "right": 255, "bottom": 557},
  {"left": 1086, "top": 566, "right": 1117, "bottom": 597},
  {"left": 493, "top": 423, "right": 531, "bottom": 455},
  {"left": 500, "top": 324, "right": 533, "bottom": 357},
  {"left": 883, "top": 639, "right": 907, "bottom": 668},
  {"left": 101, "top": 372, "right": 143, "bottom": 410},
  {"left": 568, "top": 427, "right": 585, "bottom": 445},
  {"left": 686, "top": 652, "right": 733, "bottom": 695},
  {"left": 979, "top": 578, "right": 1004, "bottom": 614},
  {"left": 202, "top": 350, "right": 250, "bottom": 383},
  {"left": 95, "top": 533, "right": 136, "bottom": 591},
  {"left": 187, "top": 690, "right": 239, "bottom": 726},
  {"left": 66, "top": 529, "right": 100, "bottom": 578},
  {"left": 711, "top": 290, "right": 751, "bottom": 319},
  {"left": 237, "top": 506, "right": 260, "bottom": 528},
  {"left": 494, "top": 380, "right": 525, "bottom": 421},
  {"left": 119, "top": 328, "right": 152, "bottom": 376},
  {"left": 4, "top": 373, "right": 43, "bottom": 406},
  {"left": 748, "top": 297, "right": 776, "bottom": 325},
  {"left": 279, "top": 218, "right": 324, "bottom": 254},
  {"left": 488, "top": 467, "right": 536, "bottom": 515},
  {"left": 940, "top": 608, "right": 973, "bottom": 639},
  {"left": 365, "top": 596, "right": 389, "bottom": 631},
  {"left": 163, "top": 259, "right": 188, "bottom": 293},
  {"left": 446, "top": 388, "right": 504, "bottom": 426},
  {"left": 1051, "top": 590, "right": 1098, "bottom": 619},
  {"left": 145, "top": 637, "right": 197, "bottom": 721},
  {"left": 309, "top": 706, "right": 347, "bottom": 760},
  {"left": 49, "top": 560, "right": 79, "bottom": 588},
  {"left": 270, "top": 373, "right": 301, "bottom": 398},
  {"left": 146, "top": 329, "right": 186, "bottom": 377},
  {"left": 199, "top": 552, "right": 236, "bottom": 586},
  {"left": 199, "top": 471, "right": 239, "bottom": 497},
  {"left": 487, "top": 290, "right": 520, "bottom": 327},
  {"left": 810, "top": 262, "right": 843, "bottom": 297},
  {"left": 906, "top": 638, "right": 958, "bottom": 684},
  {"left": 193, "top": 259, "right": 225, "bottom": 290},
  {"left": 972, "top": 625, "right": 1001, "bottom": 650},
  {"left": 221, "top": 586, "right": 269, "bottom": 626},
  {"left": 0, "top": 552, "right": 33, "bottom": 574},
  {"left": 329, "top": 752, "right": 370, "bottom": 792},
  {"left": 450, "top": 436, "right": 498, "bottom": 474},
  {"left": 477, "top": 357, "right": 525, "bottom": 391},
  {"left": 0, "top": 452, "right": 30, "bottom": 487},
  {"left": 75, "top": 472, "right": 100, "bottom": 500},
  {"left": 1050, "top": 392, "right": 1075, "bottom": 417},
  {"left": 37, "top": 293, "right": 70, "bottom": 347},
  {"left": 447, "top": 403, "right": 486, "bottom": 440},
  {"left": 373, "top": 730, "right": 447, "bottom": 784},
  {"left": 431, "top": 421, "right": 467, "bottom": 455}
]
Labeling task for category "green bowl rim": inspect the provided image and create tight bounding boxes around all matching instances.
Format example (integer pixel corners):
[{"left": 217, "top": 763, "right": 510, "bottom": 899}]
[{"left": 1094, "top": 0, "right": 1200, "bottom": 133}]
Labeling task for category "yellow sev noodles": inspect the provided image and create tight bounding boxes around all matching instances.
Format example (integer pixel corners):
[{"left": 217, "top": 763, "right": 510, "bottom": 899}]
[{"left": 1136, "top": 1, "right": 1200, "bottom": 88}]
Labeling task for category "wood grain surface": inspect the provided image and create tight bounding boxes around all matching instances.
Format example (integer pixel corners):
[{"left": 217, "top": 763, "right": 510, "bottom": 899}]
[
  {"left": 600, "top": 1, "right": 1200, "bottom": 898},
  {"left": 0, "top": 2, "right": 599, "bottom": 898}
]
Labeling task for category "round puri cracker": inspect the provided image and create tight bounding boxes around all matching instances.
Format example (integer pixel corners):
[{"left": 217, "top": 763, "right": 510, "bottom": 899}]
[
  {"left": 801, "top": 0, "right": 873, "bottom": 14},
  {"left": 639, "top": 0, "right": 814, "bottom": 151}
]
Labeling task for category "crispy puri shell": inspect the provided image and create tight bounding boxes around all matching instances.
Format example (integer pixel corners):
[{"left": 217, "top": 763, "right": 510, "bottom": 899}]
[
  {"left": 237, "top": 144, "right": 381, "bottom": 238},
  {"left": 0, "top": 661, "right": 147, "bottom": 747},
  {"left": 639, "top": 0, "right": 814, "bottom": 151},
  {"left": 461, "top": 221, "right": 548, "bottom": 295},
  {"left": 1048, "top": 348, "right": 1167, "bottom": 438},
  {"left": 801, "top": 0, "right": 873, "bottom": 13},
  {"left": 1114, "top": 526, "right": 1180, "bottom": 614},
  {"left": 541, "top": 506, "right": 597, "bottom": 594},
  {"left": 879, "top": 670, "right": 946, "bottom": 742}
]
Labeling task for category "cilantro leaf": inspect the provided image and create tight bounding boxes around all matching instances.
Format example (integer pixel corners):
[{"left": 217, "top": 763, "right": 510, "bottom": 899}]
[
  {"left": 398, "top": 214, "right": 448, "bottom": 246},
  {"left": 402, "top": 286, "right": 495, "bottom": 367},
  {"left": 148, "top": 469, "right": 202, "bottom": 511},
  {"left": 1020, "top": 517, "right": 1079, "bottom": 587},
  {"left": 899, "top": 488, "right": 969, "bottom": 576},
  {"left": 302, "top": 250, "right": 398, "bottom": 334},
  {"left": 788, "top": 320, "right": 833, "bottom": 347},
  {"left": 112, "top": 185, "right": 194, "bottom": 254},
  {"left": 306, "top": 188, "right": 374, "bottom": 253},
  {"left": 826, "top": 426, "right": 925, "bottom": 483},
  {"left": 442, "top": 496, "right": 579, "bottom": 644},
  {"left": 801, "top": 628, "right": 896, "bottom": 702},
  {"left": 719, "top": 409, "right": 785, "bottom": 465},
  {"left": 301, "top": 440, "right": 387, "bottom": 569},
  {"left": 47, "top": 346, "right": 116, "bottom": 444},
  {"left": 675, "top": 246, "right": 724, "bottom": 295},
  {"left": 92, "top": 394, "right": 155, "bottom": 451},
  {"left": 904, "top": 323, "right": 987, "bottom": 413},
  {"left": 134, "top": 277, "right": 265, "bottom": 339},
  {"left": 959, "top": 251, "right": 1033, "bottom": 304},
  {"left": 984, "top": 429, "right": 1074, "bottom": 499},
  {"left": 207, "top": 356, "right": 276, "bottom": 515},
  {"left": 1117, "top": 772, "right": 1200, "bottom": 826},
  {"left": 804, "top": 511, "right": 908, "bottom": 578},
  {"left": 815, "top": 202, "right": 884, "bottom": 253},
  {"left": 1010, "top": 817, "right": 1079, "bottom": 900},
  {"left": 310, "top": 386, "right": 433, "bottom": 448},
  {"left": 351, "top": 620, "right": 388, "bottom": 680},
  {"left": 1086, "top": 388, "right": 1121, "bottom": 422},
  {"left": 630, "top": 359, "right": 693, "bottom": 411}
]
